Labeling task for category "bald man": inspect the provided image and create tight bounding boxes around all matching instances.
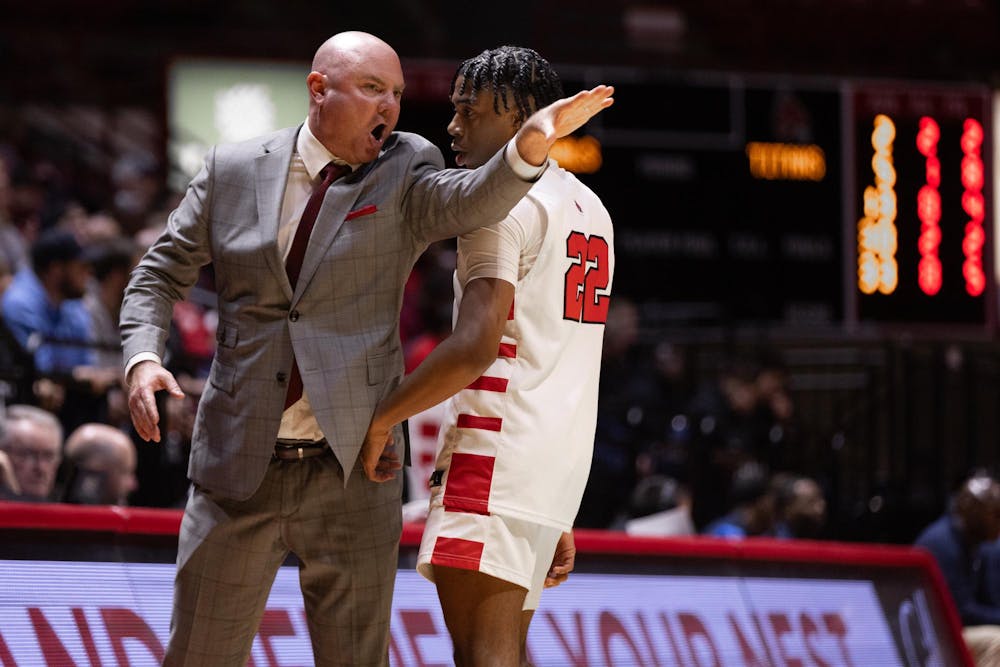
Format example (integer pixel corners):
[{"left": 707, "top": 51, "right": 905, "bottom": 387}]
[
  {"left": 915, "top": 471, "right": 1000, "bottom": 665},
  {"left": 64, "top": 423, "right": 137, "bottom": 505},
  {"left": 120, "top": 30, "right": 614, "bottom": 667}
]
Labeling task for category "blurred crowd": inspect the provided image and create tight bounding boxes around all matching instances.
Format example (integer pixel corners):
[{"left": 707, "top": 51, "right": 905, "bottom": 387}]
[
  {"left": 0, "top": 126, "right": 833, "bottom": 542},
  {"left": 0, "top": 136, "right": 199, "bottom": 509},
  {"left": 574, "top": 296, "right": 827, "bottom": 539}
]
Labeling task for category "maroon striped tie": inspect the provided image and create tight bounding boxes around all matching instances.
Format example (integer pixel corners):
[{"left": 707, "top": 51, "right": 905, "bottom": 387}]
[{"left": 283, "top": 161, "right": 349, "bottom": 410}]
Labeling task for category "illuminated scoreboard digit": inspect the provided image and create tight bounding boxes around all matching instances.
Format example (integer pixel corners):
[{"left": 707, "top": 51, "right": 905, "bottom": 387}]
[{"left": 851, "top": 84, "right": 993, "bottom": 327}]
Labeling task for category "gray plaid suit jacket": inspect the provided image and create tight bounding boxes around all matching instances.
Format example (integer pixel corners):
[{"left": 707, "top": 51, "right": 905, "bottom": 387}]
[{"left": 120, "top": 125, "right": 531, "bottom": 500}]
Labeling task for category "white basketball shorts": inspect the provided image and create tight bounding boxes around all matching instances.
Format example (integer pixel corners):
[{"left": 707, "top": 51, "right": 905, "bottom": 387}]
[{"left": 417, "top": 497, "right": 562, "bottom": 611}]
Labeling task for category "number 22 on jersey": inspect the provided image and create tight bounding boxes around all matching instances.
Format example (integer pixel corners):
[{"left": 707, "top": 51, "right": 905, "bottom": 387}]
[{"left": 563, "top": 231, "right": 611, "bottom": 324}]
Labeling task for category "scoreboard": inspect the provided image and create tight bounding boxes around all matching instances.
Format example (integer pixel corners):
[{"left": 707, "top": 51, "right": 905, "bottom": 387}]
[
  {"left": 549, "top": 70, "right": 995, "bottom": 331},
  {"left": 849, "top": 83, "right": 992, "bottom": 327}
]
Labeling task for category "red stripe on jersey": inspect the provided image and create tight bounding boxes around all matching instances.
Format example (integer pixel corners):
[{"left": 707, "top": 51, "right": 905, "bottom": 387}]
[
  {"left": 508, "top": 296, "right": 515, "bottom": 320},
  {"left": 456, "top": 414, "right": 503, "bottom": 431},
  {"left": 466, "top": 376, "right": 509, "bottom": 392},
  {"left": 498, "top": 343, "right": 517, "bottom": 358},
  {"left": 420, "top": 423, "right": 439, "bottom": 438},
  {"left": 431, "top": 536, "right": 484, "bottom": 571},
  {"left": 443, "top": 452, "right": 495, "bottom": 514}
]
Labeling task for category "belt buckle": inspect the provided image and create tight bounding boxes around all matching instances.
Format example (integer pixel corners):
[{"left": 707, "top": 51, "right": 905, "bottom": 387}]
[{"left": 297, "top": 447, "right": 305, "bottom": 460}]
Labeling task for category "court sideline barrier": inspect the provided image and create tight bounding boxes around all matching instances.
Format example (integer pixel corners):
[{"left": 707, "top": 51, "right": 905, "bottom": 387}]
[{"left": 0, "top": 501, "right": 974, "bottom": 666}]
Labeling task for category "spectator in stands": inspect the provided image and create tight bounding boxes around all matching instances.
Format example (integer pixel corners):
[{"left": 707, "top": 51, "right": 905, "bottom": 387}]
[
  {"left": 772, "top": 472, "right": 827, "bottom": 539},
  {"left": 2, "top": 228, "right": 92, "bottom": 374},
  {"left": 79, "top": 210, "right": 123, "bottom": 245},
  {"left": 703, "top": 460, "right": 776, "bottom": 538},
  {"left": 0, "top": 155, "right": 29, "bottom": 275},
  {"left": 0, "top": 450, "right": 19, "bottom": 499},
  {"left": 63, "top": 423, "right": 138, "bottom": 505},
  {"left": 686, "top": 358, "right": 798, "bottom": 529},
  {"left": 2, "top": 228, "right": 121, "bottom": 430},
  {"left": 914, "top": 470, "right": 1000, "bottom": 665},
  {"left": 0, "top": 254, "right": 35, "bottom": 405},
  {"left": 49, "top": 204, "right": 124, "bottom": 259},
  {"left": 0, "top": 407, "right": 20, "bottom": 499},
  {"left": 577, "top": 297, "right": 651, "bottom": 528},
  {"left": 619, "top": 474, "right": 695, "bottom": 536},
  {"left": 81, "top": 237, "right": 136, "bottom": 369},
  {"left": 0, "top": 404, "right": 62, "bottom": 501},
  {"left": 0, "top": 250, "right": 12, "bottom": 296},
  {"left": 110, "top": 151, "right": 162, "bottom": 233}
]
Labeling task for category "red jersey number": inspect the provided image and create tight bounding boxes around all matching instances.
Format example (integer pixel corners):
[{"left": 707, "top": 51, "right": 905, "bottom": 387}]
[{"left": 564, "top": 232, "right": 610, "bottom": 324}]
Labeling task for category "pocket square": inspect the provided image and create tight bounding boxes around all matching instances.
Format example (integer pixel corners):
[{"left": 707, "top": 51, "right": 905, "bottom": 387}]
[{"left": 345, "top": 205, "right": 378, "bottom": 221}]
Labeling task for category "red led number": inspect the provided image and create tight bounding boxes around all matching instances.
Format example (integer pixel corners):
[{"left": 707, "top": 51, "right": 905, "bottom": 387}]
[
  {"left": 564, "top": 231, "right": 610, "bottom": 324},
  {"left": 961, "top": 118, "right": 985, "bottom": 297},
  {"left": 861, "top": 113, "right": 988, "bottom": 301},
  {"left": 916, "top": 117, "right": 942, "bottom": 295}
]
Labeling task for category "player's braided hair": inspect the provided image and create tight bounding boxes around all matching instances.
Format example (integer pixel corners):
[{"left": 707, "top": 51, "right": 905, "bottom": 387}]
[{"left": 450, "top": 46, "right": 564, "bottom": 125}]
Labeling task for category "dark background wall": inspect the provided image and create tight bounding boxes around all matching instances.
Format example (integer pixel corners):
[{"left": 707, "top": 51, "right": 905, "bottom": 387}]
[{"left": 2, "top": 0, "right": 999, "bottom": 106}]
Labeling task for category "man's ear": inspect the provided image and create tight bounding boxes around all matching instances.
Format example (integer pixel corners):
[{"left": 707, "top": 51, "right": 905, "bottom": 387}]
[{"left": 306, "top": 72, "right": 326, "bottom": 102}]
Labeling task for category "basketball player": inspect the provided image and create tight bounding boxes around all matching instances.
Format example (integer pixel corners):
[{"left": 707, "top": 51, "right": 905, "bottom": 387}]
[{"left": 361, "top": 46, "right": 614, "bottom": 666}]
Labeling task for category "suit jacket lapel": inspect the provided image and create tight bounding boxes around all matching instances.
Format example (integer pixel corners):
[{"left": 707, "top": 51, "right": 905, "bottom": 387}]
[
  {"left": 293, "top": 176, "right": 366, "bottom": 302},
  {"left": 255, "top": 128, "right": 298, "bottom": 301}
]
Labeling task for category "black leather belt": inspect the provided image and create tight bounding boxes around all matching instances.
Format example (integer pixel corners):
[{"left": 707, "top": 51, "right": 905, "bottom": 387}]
[{"left": 273, "top": 440, "right": 329, "bottom": 460}]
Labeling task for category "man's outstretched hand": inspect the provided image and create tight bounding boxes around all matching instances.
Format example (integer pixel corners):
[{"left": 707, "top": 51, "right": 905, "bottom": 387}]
[{"left": 515, "top": 85, "right": 615, "bottom": 166}]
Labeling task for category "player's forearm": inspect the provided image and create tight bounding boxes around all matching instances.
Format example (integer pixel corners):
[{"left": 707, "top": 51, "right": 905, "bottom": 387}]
[{"left": 371, "top": 334, "right": 495, "bottom": 432}]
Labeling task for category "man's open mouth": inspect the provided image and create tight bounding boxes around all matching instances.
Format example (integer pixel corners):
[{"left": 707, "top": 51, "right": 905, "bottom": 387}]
[{"left": 371, "top": 124, "right": 387, "bottom": 141}]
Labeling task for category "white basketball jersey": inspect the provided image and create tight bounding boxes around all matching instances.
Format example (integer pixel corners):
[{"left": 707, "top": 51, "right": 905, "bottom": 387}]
[{"left": 433, "top": 163, "right": 615, "bottom": 531}]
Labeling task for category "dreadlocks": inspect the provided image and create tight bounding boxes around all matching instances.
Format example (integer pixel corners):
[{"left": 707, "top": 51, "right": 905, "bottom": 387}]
[{"left": 451, "top": 46, "right": 564, "bottom": 125}]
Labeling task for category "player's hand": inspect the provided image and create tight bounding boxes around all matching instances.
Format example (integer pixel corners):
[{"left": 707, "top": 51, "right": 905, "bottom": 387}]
[
  {"left": 515, "top": 85, "right": 615, "bottom": 165},
  {"left": 545, "top": 531, "right": 577, "bottom": 588},
  {"left": 127, "top": 361, "right": 184, "bottom": 442},
  {"left": 361, "top": 422, "right": 401, "bottom": 482}
]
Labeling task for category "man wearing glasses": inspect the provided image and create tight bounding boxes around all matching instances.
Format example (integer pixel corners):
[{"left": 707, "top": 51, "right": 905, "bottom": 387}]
[{"left": 0, "top": 404, "right": 62, "bottom": 501}]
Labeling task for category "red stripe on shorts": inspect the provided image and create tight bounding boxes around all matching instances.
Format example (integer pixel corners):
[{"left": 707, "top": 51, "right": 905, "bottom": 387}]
[
  {"left": 431, "top": 536, "right": 484, "bottom": 571},
  {"left": 443, "top": 452, "right": 495, "bottom": 514},
  {"left": 465, "top": 376, "right": 509, "bottom": 392},
  {"left": 456, "top": 414, "right": 502, "bottom": 431},
  {"left": 498, "top": 343, "right": 517, "bottom": 358}
]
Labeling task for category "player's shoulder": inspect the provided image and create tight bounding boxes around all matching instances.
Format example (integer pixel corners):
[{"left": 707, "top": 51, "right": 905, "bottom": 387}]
[
  {"left": 544, "top": 162, "right": 596, "bottom": 193},
  {"left": 537, "top": 163, "right": 609, "bottom": 213}
]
